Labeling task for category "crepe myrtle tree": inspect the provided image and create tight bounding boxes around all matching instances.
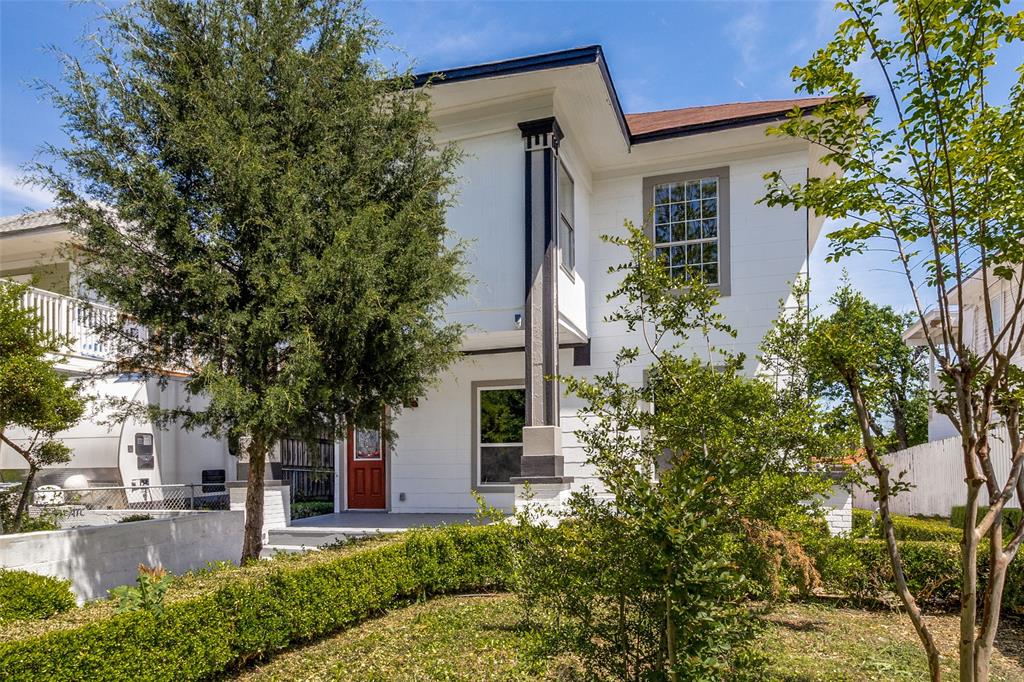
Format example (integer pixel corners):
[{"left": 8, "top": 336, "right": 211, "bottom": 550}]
[
  {"left": 32, "top": 0, "right": 467, "bottom": 561},
  {"left": 0, "top": 282, "right": 85, "bottom": 533},
  {"left": 762, "top": 0, "right": 1024, "bottom": 679}
]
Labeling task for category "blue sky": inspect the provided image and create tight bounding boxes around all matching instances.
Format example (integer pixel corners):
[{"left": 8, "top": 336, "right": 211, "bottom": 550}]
[{"left": 1, "top": 1, "right": 1021, "bottom": 312}]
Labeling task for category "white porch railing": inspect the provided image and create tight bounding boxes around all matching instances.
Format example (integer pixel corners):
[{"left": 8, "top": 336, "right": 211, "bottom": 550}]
[{"left": 19, "top": 286, "right": 118, "bottom": 360}]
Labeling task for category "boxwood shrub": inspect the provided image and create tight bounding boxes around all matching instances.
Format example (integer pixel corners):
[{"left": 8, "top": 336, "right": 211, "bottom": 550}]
[
  {"left": 0, "top": 570, "right": 76, "bottom": 624},
  {"left": 815, "top": 536, "right": 1024, "bottom": 613},
  {"left": 290, "top": 500, "right": 334, "bottom": 520},
  {"left": 851, "top": 509, "right": 962, "bottom": 542},
  {"left": 0, "top": 524, "right": 511, "bottom": 681},
  {"left": 950, "top": 505, "right": 1022, "bottom": 536}
]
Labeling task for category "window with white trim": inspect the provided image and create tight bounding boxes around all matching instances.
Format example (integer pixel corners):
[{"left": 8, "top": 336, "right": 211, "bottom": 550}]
[
  {"left": 558, "top": 162, "right": 575, "bottom": 272},
  {"left": 652, "top": 176, "right": 720, "bottom": 285},
  {"left": 477, "top": 386, "right": 524, "bottom": 484}
]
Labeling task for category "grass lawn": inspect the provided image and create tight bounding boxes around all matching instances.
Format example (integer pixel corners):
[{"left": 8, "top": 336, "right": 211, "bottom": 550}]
[
  {"left": 763, "top": 603, "right": 1024, "bottom": 681},
  {"left": 232, "top": 594, "right": 572, "bottom": 682},
  {"left": 232, "top": 594, "right": 1024, "bottom": 682}
]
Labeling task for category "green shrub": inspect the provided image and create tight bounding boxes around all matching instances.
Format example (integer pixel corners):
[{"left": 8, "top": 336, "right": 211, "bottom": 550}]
[
  {"left": 0, "top": 524, "right": 511, "bottom": 681},
  {"left": 117, "top": 514, "right": 154, "bottom": 524},
  {"left": 290, "top": 501, "right": 333, "bottom": 520},
  {"left": 852, "top": 509, "right": 961, "bottom": 542},
  {"left": 0, "top": 570, "right": 76, "bottom": 624},
  {"left": 110, "top": 566, "right": 174, "bottom": 615},
  {"left": 814, "top": 537, "right": 1024, "bottom": 613},
  {"left": 950, "top": 505, "right": 1022, "bottom": 536}
]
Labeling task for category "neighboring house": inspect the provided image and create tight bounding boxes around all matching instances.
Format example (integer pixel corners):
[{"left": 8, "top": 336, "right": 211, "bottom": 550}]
[
  {"left": 1, "top": 46, "right": 835, "bottom": 519},
  {"left": 904, "top": 267, "right": 1016, "bottom": 443},
  {"left": 0, "top": 210, "right": 236, "bottom": 494},
  {"left": 852, "top": 267, "right": 1022, "bottom": 517}
]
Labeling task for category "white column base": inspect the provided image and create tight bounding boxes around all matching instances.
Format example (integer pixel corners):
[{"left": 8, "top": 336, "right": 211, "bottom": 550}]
[
  {"left": 227, "top": 481, "right": 292, "bottom": 542},
  {"left": 513, "top": 481, "right": 573, "bottom": 526}
]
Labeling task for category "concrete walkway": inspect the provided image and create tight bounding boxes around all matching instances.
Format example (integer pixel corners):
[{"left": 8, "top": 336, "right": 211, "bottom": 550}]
[{"left": 291, "top": 511, "right": 482, "bottom": 530}]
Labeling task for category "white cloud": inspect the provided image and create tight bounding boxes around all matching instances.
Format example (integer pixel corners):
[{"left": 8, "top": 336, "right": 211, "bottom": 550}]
[
  {"left": 0, "top": 162, "right": 55, "bottom": 213},
  {"left": 724, "top": 7, "right": 765, "bottom": 76}
]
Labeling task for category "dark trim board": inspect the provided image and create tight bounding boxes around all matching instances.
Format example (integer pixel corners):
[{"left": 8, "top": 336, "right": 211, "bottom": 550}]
[
  {"left": 412, "top": 45, "right": 600, "bottom": 88},
  {"left": 462, "top": 342, "right": 588, "bottom": 357}
]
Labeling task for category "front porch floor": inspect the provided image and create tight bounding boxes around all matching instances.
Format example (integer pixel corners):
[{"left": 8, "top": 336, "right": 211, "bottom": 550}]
[{"left": 291, "top": 511, "right": 483, "bottom": 531}]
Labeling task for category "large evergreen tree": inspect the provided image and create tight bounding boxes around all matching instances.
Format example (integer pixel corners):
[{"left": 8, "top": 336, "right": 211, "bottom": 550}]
[{"left": 34, "top": 0, "right": 467, "bottom": 560}]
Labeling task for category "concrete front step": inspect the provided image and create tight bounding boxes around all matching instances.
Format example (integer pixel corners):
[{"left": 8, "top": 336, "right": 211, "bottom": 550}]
[
  {"left": 260, "top": 544, "right": 320, "bottom": 558},
  {"left": 265, "top": 526, "right": 402, "bottom": 551}
]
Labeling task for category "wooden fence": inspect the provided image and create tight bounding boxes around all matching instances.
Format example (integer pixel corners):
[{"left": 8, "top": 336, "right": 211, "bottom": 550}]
[{"left": 853, "top": 427, "right": 1021, "bottom": 517}]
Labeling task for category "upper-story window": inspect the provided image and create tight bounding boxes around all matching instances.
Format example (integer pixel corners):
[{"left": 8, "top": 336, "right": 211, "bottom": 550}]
[
  {"left": 642, "top": 167, "right": 730, "bottom": 296},
  {"left": 558, "top": 162, "right": 575, "bottom": 272}
]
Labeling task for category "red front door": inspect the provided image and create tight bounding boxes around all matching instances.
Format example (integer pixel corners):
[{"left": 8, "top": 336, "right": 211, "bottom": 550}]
[{"left": 347, "top": 427, "right": 385, "bottom": 509}]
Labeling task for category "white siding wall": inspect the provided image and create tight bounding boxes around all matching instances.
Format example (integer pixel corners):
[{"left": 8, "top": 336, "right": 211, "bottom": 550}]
[
  {"left": 561, "top": 151, "right": 811, "bottom": 490},
  {"left": 390, "top": 352, "right": 524, "bottom": 512},
  {"left": 556, "top": 137, "right": 590, "bottom": 338},
  {"left": 391, "top": 148, "right": 813, "bottom": 510},
  {"left": 443, "top": 131, "right": 525, "bottom": 335}
]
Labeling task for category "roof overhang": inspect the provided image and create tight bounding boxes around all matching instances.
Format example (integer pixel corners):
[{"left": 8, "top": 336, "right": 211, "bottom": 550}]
[{"left": 413, "top": 45, "right": 631, "bottom": 150}]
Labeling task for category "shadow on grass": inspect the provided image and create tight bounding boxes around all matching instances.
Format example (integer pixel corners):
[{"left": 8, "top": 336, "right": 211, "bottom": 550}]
[
  {"left": 765, "top": 617, "right": 829, "bottom": 634},
  {"left": 993, "top": 614, "right": 1024, "bottom": 671}
]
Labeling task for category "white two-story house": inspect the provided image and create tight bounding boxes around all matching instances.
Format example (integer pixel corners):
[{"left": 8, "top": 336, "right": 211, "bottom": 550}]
[
  {"left": 2, "top": 46, "right": 831, "bottom": 518},
  {"left": 382, "top": 46, "right": 830, "bottom": 514}
]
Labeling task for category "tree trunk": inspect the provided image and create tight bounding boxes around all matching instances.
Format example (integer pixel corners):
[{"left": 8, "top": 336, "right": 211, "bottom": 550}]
[
  {"left": 960, "top": 481, "right": 982, "bottom": 682},
  {"left": 665, "top": 572, "right": 678, "bottom": 682},
  {"left": 849, "top": 379, "right": 942, "bottom": 682},
  {"left": 240, "top": 437, "right": 267, "bottom": 563},
  {"left": 974, "top": 509, "right": 1009, "bottom": 682},
  {"left": 11, "top": 464, "right": 39, "bottom": 534}
]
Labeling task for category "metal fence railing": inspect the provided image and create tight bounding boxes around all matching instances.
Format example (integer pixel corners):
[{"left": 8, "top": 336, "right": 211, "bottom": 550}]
[{"left": 31, "top": 484, "right": 229, "bottom": 512}]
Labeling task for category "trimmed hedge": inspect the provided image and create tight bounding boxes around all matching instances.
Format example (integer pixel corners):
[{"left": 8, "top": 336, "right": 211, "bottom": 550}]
[
  {"left": 0, "top": 524, "right": 511, "bottom": 681},
  {"left": 816, "top": 537, "right": 1024, "bottom": 613},
  {"left": 0, "top": 570, "right": 76, "bottom": 624},
  {"left": 852, "top": 509, "right": 962, "bottom": 542},
  {"left": 950, "top": 506, "right": 1022, "bottom": 535},
  {"left": 290, "top": 500, "right": 334, "bottom": 520}
]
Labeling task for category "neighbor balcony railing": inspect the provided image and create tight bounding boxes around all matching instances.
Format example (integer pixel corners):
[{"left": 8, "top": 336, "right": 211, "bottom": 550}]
[{"left": 18, "top": 285, "right": 118, "bottom": 360}]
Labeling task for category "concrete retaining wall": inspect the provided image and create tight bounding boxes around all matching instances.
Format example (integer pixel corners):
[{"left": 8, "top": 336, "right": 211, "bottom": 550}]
[{"left": 0, "top": 510, "right": 243, "bottom": 601}]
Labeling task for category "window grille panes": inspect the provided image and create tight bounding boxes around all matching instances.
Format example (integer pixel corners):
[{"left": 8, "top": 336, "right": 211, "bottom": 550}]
[
  {"left": 653, "top": 177, "right": 719, "bottom": 285},
  {"left": 478, "top": 388, "right": 524, "bottom": 484}
]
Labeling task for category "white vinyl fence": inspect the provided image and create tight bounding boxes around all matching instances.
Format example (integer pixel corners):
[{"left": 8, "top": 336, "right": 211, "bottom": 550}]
[{"left": 853, "top": 428, "right": 1021, "bottom": 517}]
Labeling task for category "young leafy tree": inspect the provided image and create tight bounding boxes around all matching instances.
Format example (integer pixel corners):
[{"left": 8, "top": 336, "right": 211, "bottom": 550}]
[
  {"left": 0, "top": 282, "right": 85, "bottom": 533},
  {"left": 514, "top": 225, "right": 835, "bottom": 680},
  {"left": 762, "top": 276, "right": 929, "bottom": 454},
  {"left": 33, "top": 0, "right": 467, "bottom": 560},
  {"left": 763, "top": 1, "right": 1024, "bottom": 678}
]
